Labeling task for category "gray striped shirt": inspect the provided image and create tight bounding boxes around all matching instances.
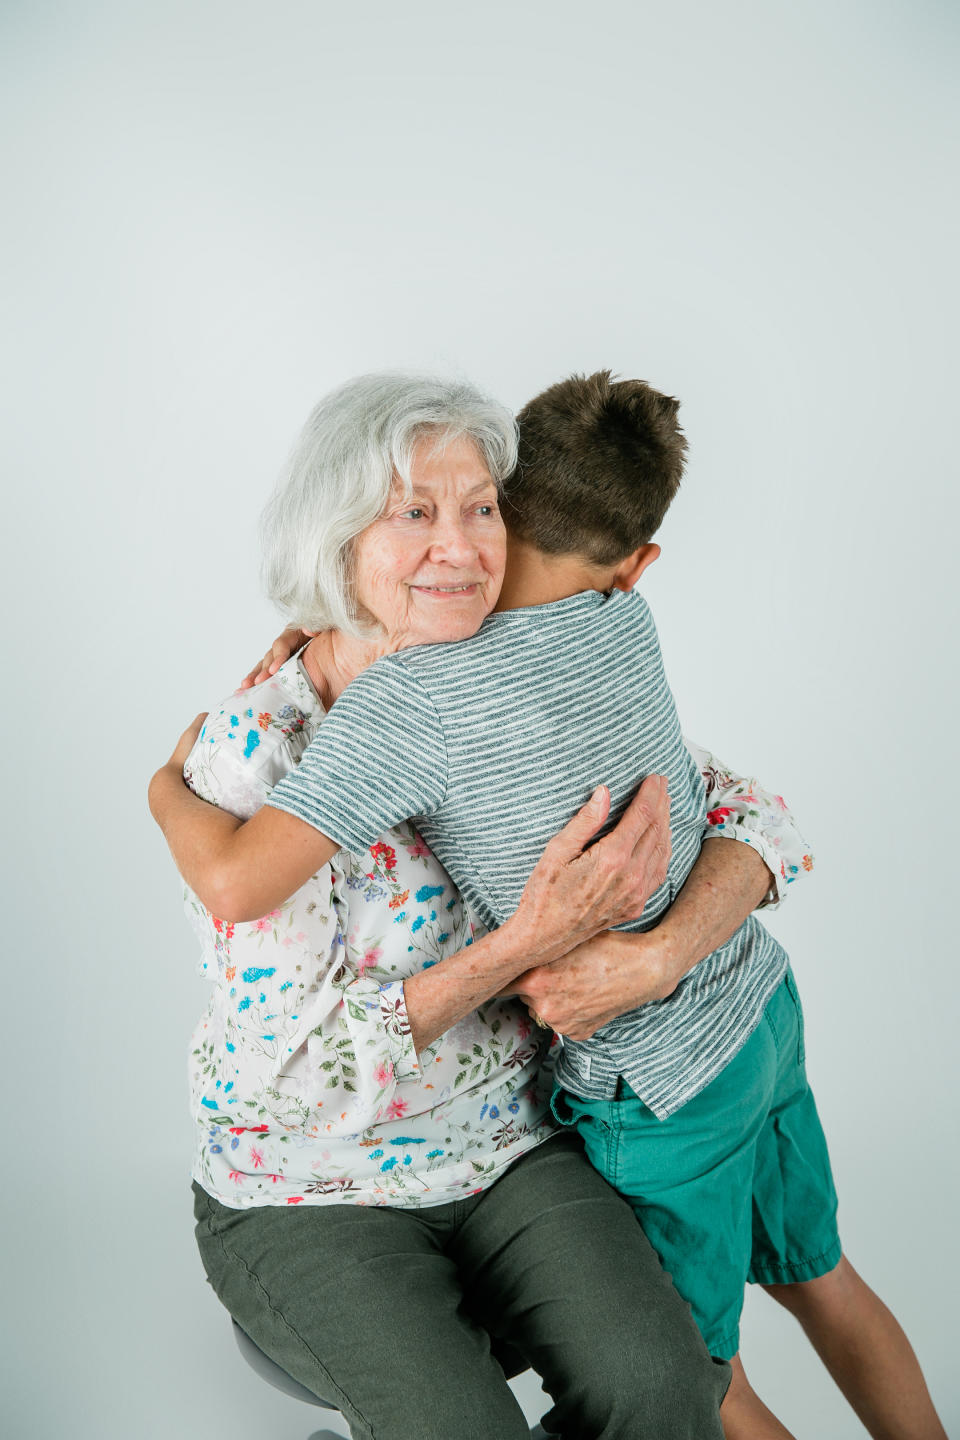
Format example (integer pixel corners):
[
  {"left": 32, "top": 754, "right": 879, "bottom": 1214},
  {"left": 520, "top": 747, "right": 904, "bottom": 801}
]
[{"left": 269, "top": 588, "right": 787, "bottom": 1117}]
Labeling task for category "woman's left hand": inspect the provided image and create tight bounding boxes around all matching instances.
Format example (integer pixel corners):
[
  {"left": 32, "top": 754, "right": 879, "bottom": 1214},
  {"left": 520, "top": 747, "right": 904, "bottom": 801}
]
[{"left": 507, "top": 930, "right": 672, "bottom": 1041}]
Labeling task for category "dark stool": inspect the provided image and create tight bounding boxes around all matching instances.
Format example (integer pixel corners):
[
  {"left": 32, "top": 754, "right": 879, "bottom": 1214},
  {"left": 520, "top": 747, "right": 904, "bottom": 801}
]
[{"left": 232, "top": 1319, "right": 553, "bottom": 1438}]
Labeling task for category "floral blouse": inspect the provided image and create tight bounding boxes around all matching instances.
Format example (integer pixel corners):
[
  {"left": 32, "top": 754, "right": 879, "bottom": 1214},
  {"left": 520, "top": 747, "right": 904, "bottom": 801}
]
[{"left": 183, "top": 653, "right": 813, "bottom": 1210}]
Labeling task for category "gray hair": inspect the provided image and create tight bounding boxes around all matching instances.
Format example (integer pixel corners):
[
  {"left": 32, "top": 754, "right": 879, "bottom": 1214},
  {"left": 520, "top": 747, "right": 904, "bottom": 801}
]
[{"left": 261, "top": 372, "right": 518, "bottom": 637}]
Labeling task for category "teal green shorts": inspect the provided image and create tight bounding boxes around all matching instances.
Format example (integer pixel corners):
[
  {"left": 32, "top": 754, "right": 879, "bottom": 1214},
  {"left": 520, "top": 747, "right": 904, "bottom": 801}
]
[{"left": 552, "top": 971, "right": 841, "bottom": 1359}]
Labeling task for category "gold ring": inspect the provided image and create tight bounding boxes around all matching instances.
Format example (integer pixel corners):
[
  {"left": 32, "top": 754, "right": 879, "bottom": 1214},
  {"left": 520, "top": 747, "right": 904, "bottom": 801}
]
[{"left": 531, "top": 1011, "right": 550, "bottom": 1030}]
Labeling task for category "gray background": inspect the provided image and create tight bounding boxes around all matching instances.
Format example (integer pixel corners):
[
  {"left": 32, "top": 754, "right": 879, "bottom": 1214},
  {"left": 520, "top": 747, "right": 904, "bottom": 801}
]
[{"left": 2, "top": 1, "right": 957, "bottom": 1435}]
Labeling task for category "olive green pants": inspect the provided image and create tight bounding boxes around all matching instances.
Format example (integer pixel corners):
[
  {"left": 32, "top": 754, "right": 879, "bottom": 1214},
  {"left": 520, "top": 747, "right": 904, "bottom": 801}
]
[{"left": 194, "top": 1132, "right": 730, "bottom": 1440}]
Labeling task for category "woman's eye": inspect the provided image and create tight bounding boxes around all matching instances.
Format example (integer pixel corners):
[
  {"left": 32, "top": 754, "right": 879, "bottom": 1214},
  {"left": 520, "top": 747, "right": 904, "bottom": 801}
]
[
  {"left": 400, "top": 507, "right": 426, "bottom": 520},
  {"left": 475, "top": 504, "right": 497, "bottom": 517}
]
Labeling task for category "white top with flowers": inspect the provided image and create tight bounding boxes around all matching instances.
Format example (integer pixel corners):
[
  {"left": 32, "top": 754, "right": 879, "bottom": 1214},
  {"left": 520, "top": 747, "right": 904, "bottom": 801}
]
[{"left": 183, "top": 653, "right": 812, "bottom": 1210}]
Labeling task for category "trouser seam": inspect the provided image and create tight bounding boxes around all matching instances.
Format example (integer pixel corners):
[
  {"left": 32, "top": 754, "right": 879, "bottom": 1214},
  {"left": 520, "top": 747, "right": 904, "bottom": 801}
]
[{"left": 208, "top": 1223, "right": 371, "bottom": 1436}]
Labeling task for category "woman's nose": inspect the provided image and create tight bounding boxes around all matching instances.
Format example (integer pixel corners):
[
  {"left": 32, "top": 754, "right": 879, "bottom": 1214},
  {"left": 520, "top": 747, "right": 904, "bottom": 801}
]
[{"left": 428, "top": 515, "right": 477, "bottom": 566}]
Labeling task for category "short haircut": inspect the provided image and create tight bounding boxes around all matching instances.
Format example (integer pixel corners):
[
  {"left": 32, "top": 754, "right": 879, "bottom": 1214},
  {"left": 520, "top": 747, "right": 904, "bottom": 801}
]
[
  {"left": 503, "top": 370, "right": 687, "bottom": 565},
  {"left": 261, "top": 372, "right": 518, "bottom": 637}
]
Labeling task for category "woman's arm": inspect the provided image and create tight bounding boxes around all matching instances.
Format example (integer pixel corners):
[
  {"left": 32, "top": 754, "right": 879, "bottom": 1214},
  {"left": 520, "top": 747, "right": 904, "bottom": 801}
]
[
  {"left": 508, "top": 836, "right": 771, "bottom": 1039},
  {"left": 507, "top": 744, "right": 813, "bottom": 1039}
]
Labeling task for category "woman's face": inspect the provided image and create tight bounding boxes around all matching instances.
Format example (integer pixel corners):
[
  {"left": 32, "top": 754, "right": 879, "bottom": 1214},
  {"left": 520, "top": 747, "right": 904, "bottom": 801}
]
[{"left": 352, "top": 433, "right": 507, "bottom": 649}]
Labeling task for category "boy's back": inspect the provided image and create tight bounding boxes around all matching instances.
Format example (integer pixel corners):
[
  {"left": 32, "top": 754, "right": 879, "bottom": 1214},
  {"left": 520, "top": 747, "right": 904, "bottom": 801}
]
[{"left": 269, "top": 585, "right": 788, "bottom": 1117}]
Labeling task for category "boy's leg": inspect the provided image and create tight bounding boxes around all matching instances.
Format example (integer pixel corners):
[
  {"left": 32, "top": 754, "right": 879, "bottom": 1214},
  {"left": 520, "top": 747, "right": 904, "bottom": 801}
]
[
  {"left": 555, "top": 992, "right": 786, "bottom": 1362},
  {"left": 762, "top": 1255, "right": 947, "bottom": 1440},
  {"left": 451, "top": 1132, "right": 731, "bottom": 1440},
  {"left": 749, "top": 974, "right": 946, "bottom": 1437},
  {"left": 721, "top": 1355, "right": 797, "bottom": 1440}
]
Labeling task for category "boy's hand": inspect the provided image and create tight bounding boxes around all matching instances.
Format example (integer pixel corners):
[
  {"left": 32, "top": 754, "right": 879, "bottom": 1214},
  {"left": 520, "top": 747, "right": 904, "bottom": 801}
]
[{"left": 239, "top": 627, "right": 316, "bottom": 689}]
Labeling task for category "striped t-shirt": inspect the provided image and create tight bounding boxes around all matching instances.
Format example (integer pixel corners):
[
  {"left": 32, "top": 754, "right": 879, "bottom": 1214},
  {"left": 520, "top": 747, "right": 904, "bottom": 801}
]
[{"left": 269, "top": 588, "right": 787, "bottom": 1117}]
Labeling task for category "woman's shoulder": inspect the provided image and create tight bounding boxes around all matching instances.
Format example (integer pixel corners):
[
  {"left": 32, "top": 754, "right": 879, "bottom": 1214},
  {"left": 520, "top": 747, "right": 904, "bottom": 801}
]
[{"left": 185, "top": 659, "right": 323, "bottom": 812}]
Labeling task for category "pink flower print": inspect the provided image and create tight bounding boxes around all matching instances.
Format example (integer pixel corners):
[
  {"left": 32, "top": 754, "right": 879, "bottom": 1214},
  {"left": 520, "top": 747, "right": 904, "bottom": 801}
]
[
  {"left": 267, "top": 908, "right": 282, "bottom": 919},
  {"left": 359, "top": 945, "right": 383, "bottom": 977},
  {"left": 228, "top": 1170, "right": 244, "bottom": 1183},
  {"left": 774, "top": 794, "right": 788, "bottom": 810},
  {"left": 374, "top": 1060, "right": 394, "bottom": 1089},
  {"left": 406, "top": 835, "right": 431, "bottom": 860},
  {"left": 296, "top": 932, "right": 306, "bottom": 942},
  {"left": 250, "top": 1146, "right": 265, "bottom": 1168},
  {"left": 253, "top": 917, "right": 272, "bottom": 932},
  {"left": 385, "top": 1096, "right": 408, "bottom": 1121},
  {"left": 282, "top": 936, "right": 294, "bottom": 947},
  {"left": 706, "top": 806, "right": 734, "bottom": 826},
  {"left": 286, "top": 1196, "right": 304, "bottom": 1204},
  {"left": 517, "top": 1016, "right": 532, "bottom": 1041}
]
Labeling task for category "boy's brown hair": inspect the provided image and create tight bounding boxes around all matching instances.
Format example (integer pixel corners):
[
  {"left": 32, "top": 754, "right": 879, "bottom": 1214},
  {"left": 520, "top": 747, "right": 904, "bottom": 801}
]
[{"left": 502, "top": 370, "right": 687, "bottom": 564}]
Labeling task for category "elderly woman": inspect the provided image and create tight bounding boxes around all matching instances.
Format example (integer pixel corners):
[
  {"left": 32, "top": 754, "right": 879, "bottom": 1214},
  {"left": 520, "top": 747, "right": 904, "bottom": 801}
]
[{"left": 150, "top": 373, "right": 810, "bottom": 1440}]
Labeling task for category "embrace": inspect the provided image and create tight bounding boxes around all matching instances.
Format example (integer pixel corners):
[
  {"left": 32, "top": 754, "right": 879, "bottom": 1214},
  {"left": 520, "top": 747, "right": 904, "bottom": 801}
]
[{"left": 150, "top": 371, "right": 944, "bottom": 1439}]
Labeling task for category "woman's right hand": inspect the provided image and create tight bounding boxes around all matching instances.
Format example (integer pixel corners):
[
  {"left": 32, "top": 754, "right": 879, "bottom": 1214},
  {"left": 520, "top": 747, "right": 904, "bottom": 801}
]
[
  {"left": 239, "top": 626, "right": 316, "bottom": 689},
  {"left": 506, "top": 775, "right": 671, "bottom": 970}
]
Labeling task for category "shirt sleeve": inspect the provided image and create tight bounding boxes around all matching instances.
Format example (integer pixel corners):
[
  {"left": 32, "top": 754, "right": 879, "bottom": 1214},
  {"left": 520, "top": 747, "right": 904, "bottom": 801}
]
[
  {"left": 267, "top": 658, "right": 449, "bottom": 852},
  {"left": 183, "top": 687, "right": 425, "bottom": 1138},
  {"left": 684, "top": 738, "right": 815, "bottom": 909}
]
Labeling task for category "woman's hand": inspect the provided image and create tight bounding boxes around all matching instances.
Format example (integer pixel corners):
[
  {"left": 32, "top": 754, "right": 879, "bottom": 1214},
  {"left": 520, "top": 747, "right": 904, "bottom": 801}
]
[
  {"left": 504, "top": 826, "right": 776, "bottom": 1038},
  {"left": 507, "top": 931, "right": 672, "bottom": 1041},
  {"left": 504, "top": 774, "right": 671, "bottom": 972},
  {"left": 239, "top": 626, "right": 316, "bottom": 689}
]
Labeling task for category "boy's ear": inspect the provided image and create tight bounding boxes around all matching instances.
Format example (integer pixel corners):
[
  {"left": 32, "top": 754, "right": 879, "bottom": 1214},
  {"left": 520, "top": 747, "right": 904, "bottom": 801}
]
[{"left": 610, "top": 543, "right": 661, "bottom": 592}]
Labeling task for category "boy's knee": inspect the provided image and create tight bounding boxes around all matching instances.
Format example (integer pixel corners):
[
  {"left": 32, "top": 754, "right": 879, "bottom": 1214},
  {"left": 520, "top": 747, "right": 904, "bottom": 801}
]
[{"left": 762, "top": 1252, "right": 849, "bottom": 1316}]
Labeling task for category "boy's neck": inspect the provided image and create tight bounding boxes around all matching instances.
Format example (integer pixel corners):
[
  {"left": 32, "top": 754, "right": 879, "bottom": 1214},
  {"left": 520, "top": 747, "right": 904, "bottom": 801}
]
[{"left": 494, "top": 535, "right": 616, "bottom": 612}]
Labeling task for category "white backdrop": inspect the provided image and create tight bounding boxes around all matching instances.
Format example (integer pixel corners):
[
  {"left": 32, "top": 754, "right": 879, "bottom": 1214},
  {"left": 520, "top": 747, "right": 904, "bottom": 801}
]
[{"left": 2, "top": 2, "right": 957, "bottom": 1436}]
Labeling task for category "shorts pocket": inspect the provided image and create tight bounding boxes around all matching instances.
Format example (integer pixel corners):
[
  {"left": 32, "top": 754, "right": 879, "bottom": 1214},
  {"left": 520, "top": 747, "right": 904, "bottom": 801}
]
[{"left": 782, "top": 969, "right": 806, "bottom": 1065}]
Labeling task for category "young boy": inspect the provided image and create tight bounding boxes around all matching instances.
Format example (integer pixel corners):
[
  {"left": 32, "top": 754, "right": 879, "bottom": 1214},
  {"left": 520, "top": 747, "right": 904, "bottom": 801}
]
[{"left": 162, "top": 373, "right": 945, "bottom": 1439}]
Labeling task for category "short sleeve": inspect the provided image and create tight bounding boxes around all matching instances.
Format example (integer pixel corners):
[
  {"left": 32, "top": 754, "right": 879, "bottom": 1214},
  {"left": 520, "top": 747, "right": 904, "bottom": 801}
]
[
  {"left": 267, "top": 657, "right": 449, "bottom": 853},
  {"left": 685, "top": 737, "right": 815, "bottom": 908}
]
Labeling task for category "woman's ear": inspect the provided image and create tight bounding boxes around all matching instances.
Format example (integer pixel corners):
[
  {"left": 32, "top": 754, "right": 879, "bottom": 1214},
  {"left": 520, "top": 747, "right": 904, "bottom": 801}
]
[{"left": 610, "top": 543, "right": 661, "bottom": 592}]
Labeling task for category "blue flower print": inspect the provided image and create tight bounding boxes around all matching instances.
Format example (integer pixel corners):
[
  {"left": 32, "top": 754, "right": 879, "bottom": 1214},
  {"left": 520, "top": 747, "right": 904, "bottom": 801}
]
[
  {"left": 380, "top": 1157, "right": 397, "bottom": 1173},
  {"left": 242, "top": 966, "right": 276, "bottom": 984},
  {"left": 243, "top": 729, "right": 260, "bottom": 759},
  {"left": 415, "top": 885, "right": 445, "bottom": 903},
  {"left": 410, "top": 916, "right": 425, "bottom": 933}
]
